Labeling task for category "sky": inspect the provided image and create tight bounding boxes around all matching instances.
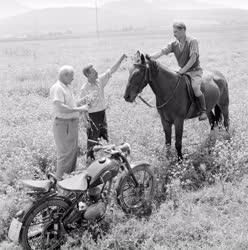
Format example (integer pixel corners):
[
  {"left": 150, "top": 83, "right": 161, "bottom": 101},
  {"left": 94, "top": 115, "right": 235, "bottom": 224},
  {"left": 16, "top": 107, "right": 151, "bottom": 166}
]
[
  {"left": 16, "top": 0, "right": 248, "bottom": 9},
  {"left": 200, "top": 0, "right": 248, "bottom": 9},
  {"left": 18, "top": 0, "right": 114, "bottom": 8}
]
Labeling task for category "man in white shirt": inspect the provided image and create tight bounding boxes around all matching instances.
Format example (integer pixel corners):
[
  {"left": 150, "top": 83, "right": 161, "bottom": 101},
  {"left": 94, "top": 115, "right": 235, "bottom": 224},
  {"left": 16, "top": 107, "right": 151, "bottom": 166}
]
[
  {"left": 50, "top": 65, "right": 89, "bottom": 179},
  {"left": 81, "top": 54, "right": 127, "bottom": 161}
]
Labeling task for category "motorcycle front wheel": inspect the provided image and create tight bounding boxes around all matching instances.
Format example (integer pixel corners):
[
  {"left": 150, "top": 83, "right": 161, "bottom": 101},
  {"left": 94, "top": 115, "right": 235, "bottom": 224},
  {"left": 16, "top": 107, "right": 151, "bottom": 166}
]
[
  {"left": 20, "top": 198, "right": 70, "bottom": 250},
  {"left": 117, "top": 164, "right": 155, "bottom": 215}
]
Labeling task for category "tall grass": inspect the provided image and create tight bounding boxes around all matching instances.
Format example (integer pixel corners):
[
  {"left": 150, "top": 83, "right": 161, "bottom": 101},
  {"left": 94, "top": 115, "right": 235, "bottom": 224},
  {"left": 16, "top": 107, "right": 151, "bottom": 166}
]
[{"left": 1, "top": 28, "right": 248, "bottom": 249}]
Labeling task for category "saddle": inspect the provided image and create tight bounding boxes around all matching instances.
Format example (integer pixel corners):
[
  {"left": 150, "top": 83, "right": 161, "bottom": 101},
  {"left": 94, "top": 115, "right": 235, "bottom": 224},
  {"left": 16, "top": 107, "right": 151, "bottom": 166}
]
[
  {"left": 22, "top": 173, "right": 89, "bottom": 192},
  {"left": 182, "top": 74, "right": 201, "bottom": 119},
  {"left": 57, "top": 172, "right": 88, "bottom": 192}
]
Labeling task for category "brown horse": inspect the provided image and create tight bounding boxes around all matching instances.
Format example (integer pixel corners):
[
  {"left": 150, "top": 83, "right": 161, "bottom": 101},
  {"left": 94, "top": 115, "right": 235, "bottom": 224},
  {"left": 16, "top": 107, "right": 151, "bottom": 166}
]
[{"left": 124, "top": 53, "right": 229, "bottom": 160}]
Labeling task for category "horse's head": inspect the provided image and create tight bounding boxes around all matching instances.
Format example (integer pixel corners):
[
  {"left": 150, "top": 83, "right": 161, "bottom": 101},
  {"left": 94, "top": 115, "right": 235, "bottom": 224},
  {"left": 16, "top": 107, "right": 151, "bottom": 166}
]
[{"left": 124, "top": 51, "right": 150, "bottom": 103}]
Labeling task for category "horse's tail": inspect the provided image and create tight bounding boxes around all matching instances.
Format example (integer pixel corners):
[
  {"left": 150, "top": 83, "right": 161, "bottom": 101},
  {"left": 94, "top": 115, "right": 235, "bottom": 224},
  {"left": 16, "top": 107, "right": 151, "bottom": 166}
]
[{"left": 212, "top": 70, "right": 229, "bottom": 126}]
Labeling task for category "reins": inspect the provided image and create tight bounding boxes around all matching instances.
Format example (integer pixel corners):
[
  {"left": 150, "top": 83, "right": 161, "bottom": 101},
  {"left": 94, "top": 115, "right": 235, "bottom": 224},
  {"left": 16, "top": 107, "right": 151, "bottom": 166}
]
[
  {"left": 138, "top": 63, "right": 181, "bottom": 109},
  {"left": 138, "top": 95, "right": 154, "bottom": 108}
]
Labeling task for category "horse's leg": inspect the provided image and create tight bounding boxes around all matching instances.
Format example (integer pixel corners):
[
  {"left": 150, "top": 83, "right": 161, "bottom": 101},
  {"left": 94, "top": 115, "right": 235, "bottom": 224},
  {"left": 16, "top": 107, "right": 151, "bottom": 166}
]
[
  {"left": 174, "top": 118, "right": 184, "bottom": 161},
  {"left": 214, "top": 105, "right": 222, "bottom": 129},
  {"left": 220, "top": 105, "right": 229, "bottom": 132},
  {"left": 163, "top": 120, "right": 172, "bottom": 156},
  {"left": 207, "top": 110, "right": 215, "bottom": 131},
  {"left": 159, "top": 110, "right": 172, "bottom": 157}
]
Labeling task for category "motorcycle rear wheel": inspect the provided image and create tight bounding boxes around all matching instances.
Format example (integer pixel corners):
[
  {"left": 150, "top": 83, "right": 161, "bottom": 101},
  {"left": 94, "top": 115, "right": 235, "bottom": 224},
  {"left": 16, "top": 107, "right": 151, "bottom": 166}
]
[
  {"left": 20, "top": 198, "right": 70, "bottom": 250},
  {"left": 117, "top": 164, "right": 155, "bottom": 215}
]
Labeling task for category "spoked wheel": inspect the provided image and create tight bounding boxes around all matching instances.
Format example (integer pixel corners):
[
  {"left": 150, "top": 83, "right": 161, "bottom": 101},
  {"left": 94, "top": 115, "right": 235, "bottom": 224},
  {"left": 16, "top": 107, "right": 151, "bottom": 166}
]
[
  {"left": 117, "top": 164, "right": 155, "bottom": 214},
  {"left": 21, "top": 199, "right": 70, "bottom": 250}
]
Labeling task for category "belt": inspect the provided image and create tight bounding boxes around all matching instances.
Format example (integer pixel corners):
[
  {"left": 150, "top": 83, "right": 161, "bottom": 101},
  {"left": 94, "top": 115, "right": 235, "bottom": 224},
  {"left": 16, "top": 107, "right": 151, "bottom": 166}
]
[{"left": 55, "top": 117, "right": 79, "bottom": 121}]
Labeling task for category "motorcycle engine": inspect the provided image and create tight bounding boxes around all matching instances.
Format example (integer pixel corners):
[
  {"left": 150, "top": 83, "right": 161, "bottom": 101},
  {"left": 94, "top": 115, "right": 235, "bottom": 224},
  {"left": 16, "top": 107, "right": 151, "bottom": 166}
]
[
  {"left": 64, "top": 187, "right": 107, "bottom": 225},
  {"left": 84, "top": 201, "right": 107, "bottom": 221},
  {"left": 88, "top": 187, "right": 102, "bottom": 202},
  {"left": 82, "top": 186, "right": 107, "bottom": 221}
]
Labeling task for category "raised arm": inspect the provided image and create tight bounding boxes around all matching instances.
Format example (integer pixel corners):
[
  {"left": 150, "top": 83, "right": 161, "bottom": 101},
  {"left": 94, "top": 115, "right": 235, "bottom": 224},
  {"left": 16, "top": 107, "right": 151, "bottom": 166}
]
[
  {"left": 150, "top": 50, "right": 164, "bottom": 60},
  {"left": 150, "top": 43, "right": 173, "bottom": 60},
  {"left": 98, "top": 54, "right": 127, "bottom": 88},
  {"left": 110, "top": 54, "right": 127, "bottom": 74}
]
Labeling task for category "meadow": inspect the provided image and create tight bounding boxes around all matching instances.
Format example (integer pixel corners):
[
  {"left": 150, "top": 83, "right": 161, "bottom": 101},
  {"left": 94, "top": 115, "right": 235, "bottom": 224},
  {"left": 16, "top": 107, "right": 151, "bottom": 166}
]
[{"left": 1, "top": 27, "right": 248, "bottom": 249}]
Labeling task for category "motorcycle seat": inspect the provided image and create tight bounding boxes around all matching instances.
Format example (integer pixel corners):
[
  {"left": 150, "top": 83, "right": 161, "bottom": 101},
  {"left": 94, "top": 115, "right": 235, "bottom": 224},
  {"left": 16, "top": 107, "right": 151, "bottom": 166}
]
[
  {"left": 22, "top": 179, "right": 52, "bottom": 192},
  {"left": 58, "top": 172, "right": 88, "bottom": 192}
]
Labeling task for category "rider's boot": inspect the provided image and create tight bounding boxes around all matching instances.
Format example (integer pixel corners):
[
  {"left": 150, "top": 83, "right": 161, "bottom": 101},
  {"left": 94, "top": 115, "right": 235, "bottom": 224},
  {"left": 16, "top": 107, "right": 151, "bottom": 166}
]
[{"left": 196, "top": 94, "right": 208, "bottom": 121}]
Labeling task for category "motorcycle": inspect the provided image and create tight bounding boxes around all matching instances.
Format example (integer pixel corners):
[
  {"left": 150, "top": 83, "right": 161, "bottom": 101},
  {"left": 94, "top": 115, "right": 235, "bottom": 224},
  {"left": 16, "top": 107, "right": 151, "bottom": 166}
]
[{"left": 8, "top": 142, "right": 156, "bottom": 250}]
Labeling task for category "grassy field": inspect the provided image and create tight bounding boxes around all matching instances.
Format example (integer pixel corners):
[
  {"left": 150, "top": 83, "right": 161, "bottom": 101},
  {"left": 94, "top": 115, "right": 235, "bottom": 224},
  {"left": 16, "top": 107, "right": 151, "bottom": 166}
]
[{"left": 1, "top": 27, "right": 248, "bottom": 249}]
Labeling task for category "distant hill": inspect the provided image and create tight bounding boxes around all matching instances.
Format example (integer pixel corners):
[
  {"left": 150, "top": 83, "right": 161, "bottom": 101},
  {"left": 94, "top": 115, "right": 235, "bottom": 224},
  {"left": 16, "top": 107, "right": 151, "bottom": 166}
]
[
  {"left": 0, "top": 0, "right": 248, "bottom": 37},
  {"left": 103, "top": 0, "right": 224, "bottom": 10}
]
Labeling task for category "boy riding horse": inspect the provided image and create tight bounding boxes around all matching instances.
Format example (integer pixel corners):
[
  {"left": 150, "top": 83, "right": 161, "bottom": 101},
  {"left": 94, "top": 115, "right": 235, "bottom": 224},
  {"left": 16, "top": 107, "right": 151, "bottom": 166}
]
[{"left": 151, "top": 22, "right": 207, "bottom": 121}]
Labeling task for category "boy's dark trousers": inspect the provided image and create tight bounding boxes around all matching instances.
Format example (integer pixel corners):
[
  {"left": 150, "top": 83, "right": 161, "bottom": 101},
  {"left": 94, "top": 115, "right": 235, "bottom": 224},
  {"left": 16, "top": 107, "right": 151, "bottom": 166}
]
[{"left": 86, "top": 110, "right": 108, "bottom": 160}]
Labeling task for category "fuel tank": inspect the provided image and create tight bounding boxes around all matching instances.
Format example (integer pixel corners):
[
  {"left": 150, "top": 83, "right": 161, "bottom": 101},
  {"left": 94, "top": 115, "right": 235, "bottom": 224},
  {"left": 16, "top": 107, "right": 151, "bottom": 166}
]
[{"left": 87, "top": 157, "right": 120, "bottom": 187}]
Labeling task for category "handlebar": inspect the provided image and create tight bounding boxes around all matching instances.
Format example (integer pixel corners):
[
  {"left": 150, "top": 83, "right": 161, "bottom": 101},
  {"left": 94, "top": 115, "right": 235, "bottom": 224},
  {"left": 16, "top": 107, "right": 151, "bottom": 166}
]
[
  {"left": 93, "top": 144, "right": 115, "bottom": 153},
  {"left": 89, "top": 140, "right": 131, "bottom": 156}
]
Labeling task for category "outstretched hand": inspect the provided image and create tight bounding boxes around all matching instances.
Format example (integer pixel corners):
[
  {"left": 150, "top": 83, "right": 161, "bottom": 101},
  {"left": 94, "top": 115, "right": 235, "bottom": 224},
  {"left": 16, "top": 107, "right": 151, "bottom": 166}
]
[
  {"left": 110, "top": 54, "right": 128, "bottom": 74},
  {"left": 121, "top": 54, "right": 127, "bottom": 61},
  {"left": 77, "top": 104, "right": 89, "bottom": 113}
]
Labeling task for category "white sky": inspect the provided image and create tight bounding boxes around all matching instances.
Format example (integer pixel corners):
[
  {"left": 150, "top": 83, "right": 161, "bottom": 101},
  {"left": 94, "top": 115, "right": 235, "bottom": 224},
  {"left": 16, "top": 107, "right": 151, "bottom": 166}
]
[
  {"left": 17, "top": 0, "right": 248, "bottom": 9},
  {"left": 200, "top": 0, "right": 248, "bottom": 9},
  {"left": 18, "top": 0, "right": 114, "bottom": 8}
]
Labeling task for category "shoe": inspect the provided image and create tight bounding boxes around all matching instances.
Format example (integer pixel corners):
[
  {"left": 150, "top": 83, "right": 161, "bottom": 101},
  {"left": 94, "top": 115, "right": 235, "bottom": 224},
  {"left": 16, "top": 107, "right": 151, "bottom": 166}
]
[
  {"left": 199, "top": 111, "right": 208, "bottom": 121},
  {"left": 196, "top": 94, "right": 208, "bottom": 121}
]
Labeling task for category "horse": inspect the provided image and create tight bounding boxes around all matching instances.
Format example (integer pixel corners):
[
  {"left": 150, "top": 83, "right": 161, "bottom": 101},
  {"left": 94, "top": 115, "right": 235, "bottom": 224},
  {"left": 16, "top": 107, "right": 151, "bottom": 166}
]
[{"left": 124, "top": 53, "right": 229, "bottom": 160}]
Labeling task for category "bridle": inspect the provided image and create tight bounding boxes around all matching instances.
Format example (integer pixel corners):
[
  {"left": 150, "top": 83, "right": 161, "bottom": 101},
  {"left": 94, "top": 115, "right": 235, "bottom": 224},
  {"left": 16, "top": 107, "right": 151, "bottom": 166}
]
[
  {"left": 133, "top": 63, "right": 151, "bottom": 95},
  {"left": 136, "top": 62, "right": 181, "bottom": 109}
]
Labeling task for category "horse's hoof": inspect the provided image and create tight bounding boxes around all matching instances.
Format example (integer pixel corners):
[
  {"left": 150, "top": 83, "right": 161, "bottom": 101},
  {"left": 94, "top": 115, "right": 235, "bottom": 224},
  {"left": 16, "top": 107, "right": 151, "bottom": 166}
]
[
  {"left": 165, "top": 145, "right": 172, "bottom": 159},
  {"left": 225, "top": 128, "right": 231, "bottom": 139}
]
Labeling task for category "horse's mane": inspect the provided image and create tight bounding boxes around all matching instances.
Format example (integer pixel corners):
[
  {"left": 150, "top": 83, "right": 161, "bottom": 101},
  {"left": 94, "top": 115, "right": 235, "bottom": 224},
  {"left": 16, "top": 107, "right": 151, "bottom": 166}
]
[
  {"left": 147, "top": 56, "right": 177, "bottom": 78},
  {"left": 158, "top": 63, "right": 178, "bottom": 77}
]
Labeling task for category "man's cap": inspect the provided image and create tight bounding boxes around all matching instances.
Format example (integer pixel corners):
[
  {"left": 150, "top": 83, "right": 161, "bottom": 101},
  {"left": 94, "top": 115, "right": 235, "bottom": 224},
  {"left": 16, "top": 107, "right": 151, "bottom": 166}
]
[
  {"left": 173, "top": 22, "right": 186, "bottom": 30},
  {"left": 82, "top": 64, "right": 93, "bottom": 77}
]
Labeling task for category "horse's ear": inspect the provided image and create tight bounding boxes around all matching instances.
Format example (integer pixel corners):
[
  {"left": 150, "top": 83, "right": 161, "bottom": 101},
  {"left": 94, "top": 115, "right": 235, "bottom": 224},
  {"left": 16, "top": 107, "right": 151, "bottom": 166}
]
[
  {"left": 145, "top": 54, "right": 151, "bottom": 61},
  {"left": 133, "top": 50, "right": 141, "bottom": 63},
  {"left": 141, "top": 54, "right": 145, "bottom": 64}
]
